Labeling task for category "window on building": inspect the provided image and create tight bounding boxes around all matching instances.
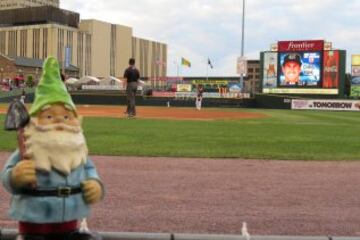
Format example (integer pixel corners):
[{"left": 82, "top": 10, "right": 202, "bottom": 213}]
[
  {"left": 8, "top": 31, "right": 17, "bottom": 57},
  {"left": 57, "top": 29, "right": 64, "bottom": 62},
  {"left": 66, "top": 30, "right": 73, "bottom": 64},
  {"left": 132, "top": 37, "right": 136, "bottom": 61},
  {"left": 110, "top": 25, "right": 116, "bottom": 76},
  {"left": 0, "top": 32, "right": 6, "bottom": 54},
  {"left": 20, "top": 30, "right": 27, "bottom": 57},
  {"left": 77, "top": 33, "right": 83, "bottom": 74},
  {"left": 85, "top": 34, "right": 92, "bottom": 75},
  {"left": 144, "top": 41, "right": 149, "bottom": 77},
  {"left": 32, "top": 29, "right": 40, "bottom": 59},
  {"left": 42, "top": 28, "right": 48, "bottom": 59},
  {"left": 161, "top": 44, "right": 166, "bottom": 77}
]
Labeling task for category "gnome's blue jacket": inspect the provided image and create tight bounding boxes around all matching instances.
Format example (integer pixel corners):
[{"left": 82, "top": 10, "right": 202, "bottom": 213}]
[{"left": 1, "top": 150, "right": 103, "bottom": 223}]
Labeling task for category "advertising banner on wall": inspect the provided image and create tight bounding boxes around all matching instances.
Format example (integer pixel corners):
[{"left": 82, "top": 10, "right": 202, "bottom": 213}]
[
  {"left": 228, "top": 82, "right": 241, "bottom": 92},
  {"left": 264, "top": 88, "right": 338, "bottom": 94},
  {"left": 176, "top": 84, "right": 192, "bottom": 92},
  {"left": 191, "top": 79, "right": 228, "bottom": 85},
  {"left": 237, "top": 57, "right": 247, "bottom": 76},
  {"left": 352, "top": 66, "right": 360, "bottom": 77},
  {"left": 263, "top": 52, "right": 278, "bottom": 89},
  {"left": 323, "top": 51, "right": 339, "bottom": 88},
  {"left": 352, "top": 55, "right": 360, "bottom": 66},
  {"left": 174, "top": 92, "right": 250, "bottom": 99},
  {"left": 351, "top": 76, "right": 360, "bottom": 97},
  {"left": 324, "top": 42, "right": 332, "bottom": 50},
  {"left": 152, "top": 91, "right": 176, "bottom": 97},
  {"left": 82, "top": 85, "right": 122, "bottom": 90},
  {"left": 292, "top": 99, "right": 360, "bottom": 111},
  {"left": 278, "top": 40, "right": 324, "bottom": 52},
  {"left": 351, "top": 54, "right": 360, "bottom": 97}
]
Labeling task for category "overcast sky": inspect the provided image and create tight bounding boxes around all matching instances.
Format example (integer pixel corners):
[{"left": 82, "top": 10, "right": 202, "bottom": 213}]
[{"left": 61, "top": 0, "right": 360, "bottom": 77}]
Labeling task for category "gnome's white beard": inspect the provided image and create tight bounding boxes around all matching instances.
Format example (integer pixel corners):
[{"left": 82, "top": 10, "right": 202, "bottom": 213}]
[{"left": 24, "top": 119, "right": 88, "bottom": 175}]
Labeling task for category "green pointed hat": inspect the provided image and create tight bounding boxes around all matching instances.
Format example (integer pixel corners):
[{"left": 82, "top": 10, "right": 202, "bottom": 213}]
[{"left": 29, "top": 57, "right": 76, "bottom": 116}]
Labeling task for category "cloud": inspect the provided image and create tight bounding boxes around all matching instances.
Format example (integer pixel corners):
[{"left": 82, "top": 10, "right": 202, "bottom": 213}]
[{"left": 61, "top": 0, "right": 360, "bottom": 76}]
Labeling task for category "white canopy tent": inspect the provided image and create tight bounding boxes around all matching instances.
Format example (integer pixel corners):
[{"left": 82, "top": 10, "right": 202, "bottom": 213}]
[
  {"left": 74, "top": 76, "right": 101, "bottom": 87},
  {"left": 64, "top": 78, "right": 79, "bottom": 91},
  {"left": 65, "top": 78, "right": 79, "bottom": 85},
  {"left": 100, "top": 76, "right": 124, "bottom": 86}
]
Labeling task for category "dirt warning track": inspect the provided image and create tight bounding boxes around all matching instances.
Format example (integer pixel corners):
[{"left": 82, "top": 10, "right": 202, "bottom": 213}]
[{"left": 1, "top": 154, "right": 360, "bottom": 236}]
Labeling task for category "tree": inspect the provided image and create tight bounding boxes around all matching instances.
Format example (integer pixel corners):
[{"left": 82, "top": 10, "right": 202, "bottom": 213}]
[
  {"left": 26, "top": 75, "right": 34, "bottom": 88},
  {"left": 344, "top": 73, "right": 351, "bottom": 97}
]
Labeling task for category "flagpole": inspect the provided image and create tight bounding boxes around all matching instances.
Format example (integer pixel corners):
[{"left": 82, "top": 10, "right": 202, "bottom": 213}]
[
  {"left": 173, "top": 61, "right": 179, "bottom": 77},
  {"left": 240, "top": 0, "right": 246, "bottom": 92},
  {"left": 206, "top": 58, "right": 209, "bottom": 81},
  {"left": 180, "top": 60, "right": 182, "bottom": 82}
]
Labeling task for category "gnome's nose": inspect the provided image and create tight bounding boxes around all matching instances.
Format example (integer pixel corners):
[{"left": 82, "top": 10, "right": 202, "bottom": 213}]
[
  {"left": 54, "top": 117, "right": 65, "bottom": 130},
  {"left": 54, "top": 116, "right": 64, "bottom": 123}
]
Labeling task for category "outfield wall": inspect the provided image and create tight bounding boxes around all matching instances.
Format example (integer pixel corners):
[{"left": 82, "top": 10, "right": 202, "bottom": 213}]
[
  {"left": 69, "top": 92, "right": 255, "bottom": 108},
  {"left": 0, "top": 91, "right": 256, "bottom": 108},
  {"left": 3, "top": 91, "right": 358, "bottom": 110},
  {"left": 254, "top": 93, "right": 355, "bottom": 110}
]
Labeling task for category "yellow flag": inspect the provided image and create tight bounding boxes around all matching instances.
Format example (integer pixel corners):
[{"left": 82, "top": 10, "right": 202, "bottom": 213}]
[{"left": 181, "top": 57, "right": 191, "bottom": 67}]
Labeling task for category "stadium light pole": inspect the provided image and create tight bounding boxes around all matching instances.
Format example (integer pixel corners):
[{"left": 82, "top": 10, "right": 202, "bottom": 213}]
[{"left": 240, "top": 0, "right": 246, "bottom": 92}]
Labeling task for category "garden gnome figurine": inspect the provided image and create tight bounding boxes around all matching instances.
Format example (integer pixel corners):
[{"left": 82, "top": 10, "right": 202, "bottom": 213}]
[{"left": 1, "top": 57, "right": 104, "bottom": 240}]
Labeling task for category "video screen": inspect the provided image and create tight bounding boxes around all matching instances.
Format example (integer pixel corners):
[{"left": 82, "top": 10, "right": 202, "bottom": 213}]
[
  {"left": 263, "top": 52, "right": 278, "bottom": 88},
  {"left": 323, "top": 51, "right": 339, "bottom": 88},
  {"left": 279, "top": 52, "right": 322, "bottom": 87}
]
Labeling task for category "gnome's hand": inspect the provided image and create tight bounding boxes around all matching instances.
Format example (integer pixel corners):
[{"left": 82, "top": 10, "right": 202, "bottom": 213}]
[
  {"left": 11, "top": 160, "right": 37, "bottom": 189},
  {"left": 81, "top": 180, "right": 102, "bottom": 204}
]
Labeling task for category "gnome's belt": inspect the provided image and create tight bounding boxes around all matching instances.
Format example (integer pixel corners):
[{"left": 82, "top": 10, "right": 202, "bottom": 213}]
[{"left": 21, "top": 186, "right": 82, "bottom": 197}]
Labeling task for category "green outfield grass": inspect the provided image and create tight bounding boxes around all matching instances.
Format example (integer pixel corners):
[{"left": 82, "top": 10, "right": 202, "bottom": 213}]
[{"left": 0, "top": 108, "right": 360, "bottom": 160}]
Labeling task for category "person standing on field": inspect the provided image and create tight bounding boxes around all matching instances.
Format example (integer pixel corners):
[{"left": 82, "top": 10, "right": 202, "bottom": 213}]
[
  {"left": 20, "top": 89, "right": 26, "bottom": 104},
  {"left": 195, "top": 84, "right": 204, "bottom": 110},
  {"left": 123, "top": 58, "right": 140, "bottom": 118}
]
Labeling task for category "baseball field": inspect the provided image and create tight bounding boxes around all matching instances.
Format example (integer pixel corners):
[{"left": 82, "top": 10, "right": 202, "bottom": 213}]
[
  {"left": 1, "top": 105, "right": 360, "bottom": 236},
  {"left": 0, "top": 105, "right": 359, "bottom": 160}
]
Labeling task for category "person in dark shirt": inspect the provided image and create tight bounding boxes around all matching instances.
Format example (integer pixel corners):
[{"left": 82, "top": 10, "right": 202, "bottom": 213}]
[
  {"left": 61, "top": 73, "right": 66, "bottom": 82},
  {"left": 123, "top": 58, "right": 140, "bottom": 118}
]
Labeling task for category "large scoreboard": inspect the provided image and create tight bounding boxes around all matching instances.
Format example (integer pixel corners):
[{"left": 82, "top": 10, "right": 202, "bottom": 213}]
[{"left": 261, "top": 40, "right": 346, "bottom": 96}]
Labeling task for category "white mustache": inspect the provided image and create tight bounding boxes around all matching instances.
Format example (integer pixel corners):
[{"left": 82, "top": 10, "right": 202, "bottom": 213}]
[{"left": 31, "top": 120, "right": 81, "bottom": 133}]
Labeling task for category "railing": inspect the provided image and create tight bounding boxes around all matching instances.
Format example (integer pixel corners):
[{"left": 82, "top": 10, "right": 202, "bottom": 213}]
[
  {"left": 0, "top": 87, "right": 35, "bottom": 99},
  {"left": 0, "top": 229, "right": 358, "bottom": 240}
]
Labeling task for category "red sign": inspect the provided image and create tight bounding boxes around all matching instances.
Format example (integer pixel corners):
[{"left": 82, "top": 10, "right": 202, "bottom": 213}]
[
  {"left": 278, "top": 40, "right": 324, "bottom": 52},
  {"left": 323, "top": 51, "right": 339, "bottom": 88},
  {"left": 150, "top": 77, "right": 183, "bottom": 82},
  {"left": 152, "top": 91, "right": 176, "bottom": 97}
]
